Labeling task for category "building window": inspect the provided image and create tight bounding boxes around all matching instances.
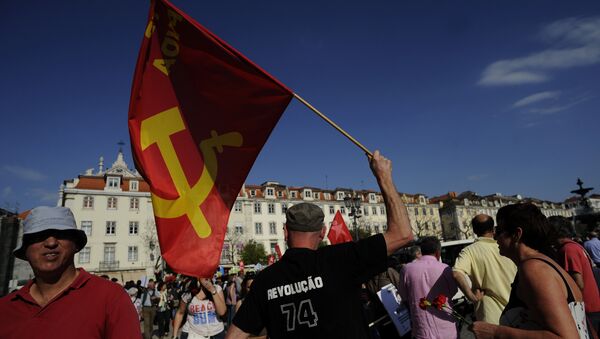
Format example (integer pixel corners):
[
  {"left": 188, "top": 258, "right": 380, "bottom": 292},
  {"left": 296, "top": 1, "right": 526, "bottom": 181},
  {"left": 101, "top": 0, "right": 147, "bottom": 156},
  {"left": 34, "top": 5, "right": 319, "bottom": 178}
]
[
  {"left": 277, "top": 191, "right": 283, "bottom": 198},
  {"left": 290, "top": 191, "right": 297, "bottom": 199},
  {"left": 128, "top": 246, "right": 138, "bottom": 262},
  {"left": 281, "top": 203, "right": 288, "bottom": 214},
  {"left": 266, "top": 188, "right": 274, "bottom": 196},
  {"left": 106, "top": 221, "right": 116, "bottom": 235},
  {"left": 269, "top": 222, "right": 277, "bottom": 235},
  {"left": 304, "top": 190, "right": 312, "bottom": 199},
  {"left": 313, "top": 192, "right": 319, "bottom": 200},
  {"left": 364, "top": 207, "right": 369, "bottom": 216},
  {"left": 255, "top": 222, "right": 263, "bottom": 235},
  {"left": 103, "top": 244, "right": 116, "bottom": 262},
  {"left": 78, "top": 247, "right": 91, "bottom": 264},
  {"left": 340, "top": 207, "right": 346, "bottom": 214},
  {"left": 372, "top": 206, "right": 377, "bottom": 215},
  {"left": 374, "top": 224, "right": 380, "bottom": 233},
  {"left": 130, "top": 197, "right": 139, "bottom": 210},
  {"left": 337, "top": 192, "right": 345, "bottom": 200},
  {"left": 129, "top": 180, "right": 139, "bottom": 191},
  {"left": 329, "top": 205, "right": 335, "bottom": 214},
  {"left": 383, "top": 224, "right": 388, "bottom": 231},
  {"left": 81, "top": 221, "right": 92, "bottom": 236},
  {"left": 254, "top": 203, "right": 262, "bottom": 214},
  {"left": 235, "top": 224, "right": 244, "bottom": 235},
  {"left": 107, "top": 197, "right": 118, "bottom": 209},
  {"left": 83, "top": 196, "right": 94, "bottom": 209},
  {"left": 107, "top": 177, "right": 120, "bottom": 189},
  {"left": 380, "top": 206, "right": 386, "bottom": 215},
  {"left": 325, "top": 193, "right": 331, "bottom": 200},
  {"left": 234, "top": 201, "right": 242, "bottom": 212},
  {"left": 415, "top": 208, "right": 419, "bottom": 215},
  {"left": 250, "top": 190, "right": 256, "bottom": 197},
  {"left": 129, "top": 221, "right": 139, "bottom": 235},
  {"left": 268, "top": 203, "right": 275, "bottom": 214}
]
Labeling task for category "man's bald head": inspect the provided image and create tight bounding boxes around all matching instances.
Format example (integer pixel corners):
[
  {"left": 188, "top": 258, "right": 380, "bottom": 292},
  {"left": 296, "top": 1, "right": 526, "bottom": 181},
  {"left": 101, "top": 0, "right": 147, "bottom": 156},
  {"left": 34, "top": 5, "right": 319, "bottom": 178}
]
[{"left": 472, "top": 214, "right": 494, "bottom": 237}]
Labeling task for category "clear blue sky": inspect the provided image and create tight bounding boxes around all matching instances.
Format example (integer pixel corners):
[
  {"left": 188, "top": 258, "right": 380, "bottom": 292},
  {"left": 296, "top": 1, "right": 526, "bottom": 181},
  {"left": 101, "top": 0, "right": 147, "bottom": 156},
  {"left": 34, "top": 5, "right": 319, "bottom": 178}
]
[{"left": 1, "top": 1, "right": 599, "bottom": 212}]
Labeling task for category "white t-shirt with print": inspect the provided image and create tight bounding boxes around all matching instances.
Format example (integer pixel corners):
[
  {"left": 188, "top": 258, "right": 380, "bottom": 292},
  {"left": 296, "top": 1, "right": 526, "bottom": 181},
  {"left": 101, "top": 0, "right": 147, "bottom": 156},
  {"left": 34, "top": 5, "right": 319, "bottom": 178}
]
[{"left": 181, "top": 285, "right": 224, "bottom": 337}]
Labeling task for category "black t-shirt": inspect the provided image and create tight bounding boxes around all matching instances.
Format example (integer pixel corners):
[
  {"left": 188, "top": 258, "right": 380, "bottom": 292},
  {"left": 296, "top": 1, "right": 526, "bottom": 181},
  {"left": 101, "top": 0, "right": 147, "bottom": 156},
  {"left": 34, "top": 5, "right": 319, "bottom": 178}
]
[{"left": 233, "top": 234, "right": 387, "bottom": 339}]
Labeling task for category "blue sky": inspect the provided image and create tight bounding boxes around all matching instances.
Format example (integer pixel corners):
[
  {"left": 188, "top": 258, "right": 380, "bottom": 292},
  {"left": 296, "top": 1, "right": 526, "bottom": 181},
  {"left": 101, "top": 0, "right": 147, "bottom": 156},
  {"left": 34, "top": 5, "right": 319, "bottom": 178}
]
[{"left": 1, "top": 1, "right": 599, "bottom": 212}]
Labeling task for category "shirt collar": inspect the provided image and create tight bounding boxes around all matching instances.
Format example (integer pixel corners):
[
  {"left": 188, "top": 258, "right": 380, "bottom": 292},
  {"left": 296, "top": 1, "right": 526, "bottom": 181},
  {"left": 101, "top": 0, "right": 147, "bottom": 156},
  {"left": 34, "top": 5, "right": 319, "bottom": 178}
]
[
  {"left": 12, "top": 268, "right": 92, "bottom": 303},
  {"left": 476, "top": 237, "right": 496, "bottom": 243}
]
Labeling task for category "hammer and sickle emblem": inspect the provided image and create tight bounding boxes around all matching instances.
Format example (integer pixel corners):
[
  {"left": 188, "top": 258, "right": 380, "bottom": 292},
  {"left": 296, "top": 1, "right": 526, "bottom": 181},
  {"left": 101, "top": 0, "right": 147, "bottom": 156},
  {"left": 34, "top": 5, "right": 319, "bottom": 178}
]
[{"left": 140, "top": 107, "right": 242, "bottom": 238}]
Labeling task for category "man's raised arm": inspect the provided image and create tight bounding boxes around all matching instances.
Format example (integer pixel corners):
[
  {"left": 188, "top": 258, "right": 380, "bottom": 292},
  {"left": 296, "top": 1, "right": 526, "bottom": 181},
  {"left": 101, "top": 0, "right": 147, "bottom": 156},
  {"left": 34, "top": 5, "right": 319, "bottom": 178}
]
[{"left": 369, "top": 150, "right": 414, "bottom": 255}]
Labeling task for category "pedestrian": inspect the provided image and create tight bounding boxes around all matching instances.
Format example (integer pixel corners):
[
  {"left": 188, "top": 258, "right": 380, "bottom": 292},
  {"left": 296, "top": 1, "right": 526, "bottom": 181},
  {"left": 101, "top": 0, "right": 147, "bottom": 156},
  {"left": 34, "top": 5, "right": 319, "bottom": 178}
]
[
  {"left": 129, "top": 287, "right": 143, "bottom": 321},
  {"left": 157, "top": 281, "right": 171, "bottom": 338},
  {"left": 585, "top": 231, "right": 600, "bottom": 268},
  {"left": 225, "top": 150, "right": 414, "bottom": 339},
  {"left": 548, "top": 216, "right": 600, "bottom": 335},
  {"left": 225, "top": 274, "right": 238, "bottom": 327},
  {"left": 399, "top": 236, "right": 458, "bottom": 339},
  {"left": 471, "top": 203, "right": 591, "bottom": 338},
  {"left": 0, "top": 206, "right": 141, "bottom": 338},
  {"left": 173, "top": 277, "right": 226, "bottom": 339},
  {"left": 142, "top": 279, "right": 160, "bottom": 339},
  {"left": 452, "top": 214, "right": 516, "bottom": 324}
]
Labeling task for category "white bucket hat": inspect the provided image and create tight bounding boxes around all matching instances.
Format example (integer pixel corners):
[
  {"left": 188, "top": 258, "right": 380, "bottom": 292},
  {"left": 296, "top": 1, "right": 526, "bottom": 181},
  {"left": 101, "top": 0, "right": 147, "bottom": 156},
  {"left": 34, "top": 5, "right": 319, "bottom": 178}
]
[{"left": 13, "top": 206, "right": 87, "bottom": 260}]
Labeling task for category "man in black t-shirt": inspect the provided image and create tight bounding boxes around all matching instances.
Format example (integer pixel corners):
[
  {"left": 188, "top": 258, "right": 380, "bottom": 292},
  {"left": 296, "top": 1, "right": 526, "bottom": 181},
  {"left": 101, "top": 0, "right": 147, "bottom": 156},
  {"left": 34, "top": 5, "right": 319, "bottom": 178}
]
[{"left": 225, "top": 150, "right": 414, "bottom": 339}]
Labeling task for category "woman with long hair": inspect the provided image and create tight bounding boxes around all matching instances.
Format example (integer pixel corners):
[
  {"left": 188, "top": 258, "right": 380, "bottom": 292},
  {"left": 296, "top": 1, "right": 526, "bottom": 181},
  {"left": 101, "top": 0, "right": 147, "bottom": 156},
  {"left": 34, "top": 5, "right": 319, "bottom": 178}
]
[
  {"left": 471, "top": 203, "right": 592, "bottom": 338},
  {"left": 173, "top": 277, "right": 226, "bottom": 339}
]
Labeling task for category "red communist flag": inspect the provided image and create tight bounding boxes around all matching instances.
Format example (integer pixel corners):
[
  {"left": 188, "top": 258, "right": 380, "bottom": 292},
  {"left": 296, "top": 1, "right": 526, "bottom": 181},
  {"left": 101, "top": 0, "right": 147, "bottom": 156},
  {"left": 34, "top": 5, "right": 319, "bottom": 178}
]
[
  {"left": 328, "top": 211, "right": 353, "bottom": 245},
  {"left": 128, "top": 0, "right": 293, "bottom": 277}
]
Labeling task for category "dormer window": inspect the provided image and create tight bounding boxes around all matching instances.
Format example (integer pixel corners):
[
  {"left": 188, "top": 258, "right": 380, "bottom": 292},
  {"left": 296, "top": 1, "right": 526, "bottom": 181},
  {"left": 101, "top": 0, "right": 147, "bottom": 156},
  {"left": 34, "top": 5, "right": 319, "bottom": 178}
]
[
  {"left": 277, "top": 191, "right": 283, "bottom": 198},
  {"left": 369, "top": 193, "right": 376, "bottom": 203},
  {"left": 130, "top": 180, "right": 139, "bottom": 191},
  {"left": 250, "top": 190, "right": 256, "bottom": 197},
  {"left": 304, "top": 190, "right": 312, "bottom": 199},
  {"left": 291, "top": 191, "right": 297, "bottom": 199},
  {"left": 337, "top": 192, "right": 345, "bottom": 200},
  {"left": 266, "top": 188, "right": 274, "bottom": 197},
  {"left": 107, "top": 176, "right": 120, "bottom": 189}
]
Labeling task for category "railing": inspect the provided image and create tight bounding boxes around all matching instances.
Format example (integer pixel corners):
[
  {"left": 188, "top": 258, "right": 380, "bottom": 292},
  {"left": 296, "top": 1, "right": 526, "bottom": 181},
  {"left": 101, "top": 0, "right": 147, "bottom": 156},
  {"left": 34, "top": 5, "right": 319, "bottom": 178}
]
[{"left": 98, "top": 261, "right": 119, "bottom": 271}]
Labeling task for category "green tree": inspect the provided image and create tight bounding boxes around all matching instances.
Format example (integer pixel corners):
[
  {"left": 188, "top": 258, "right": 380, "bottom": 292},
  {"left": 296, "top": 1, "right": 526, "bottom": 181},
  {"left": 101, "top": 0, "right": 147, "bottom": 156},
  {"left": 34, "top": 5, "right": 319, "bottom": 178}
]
[{"left": 240, "top": 240, "right": 268, "bottom": 265}]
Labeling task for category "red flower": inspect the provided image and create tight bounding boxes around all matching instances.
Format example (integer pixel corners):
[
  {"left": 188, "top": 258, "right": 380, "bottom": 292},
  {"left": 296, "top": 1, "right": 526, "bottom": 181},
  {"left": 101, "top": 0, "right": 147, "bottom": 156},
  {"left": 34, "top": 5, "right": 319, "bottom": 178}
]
[
  {"left": 419, "top": 297, "right": 431, "bottom": 310},
  {"left": 432, "top": 294, "right": 448, "bottom": 310}
]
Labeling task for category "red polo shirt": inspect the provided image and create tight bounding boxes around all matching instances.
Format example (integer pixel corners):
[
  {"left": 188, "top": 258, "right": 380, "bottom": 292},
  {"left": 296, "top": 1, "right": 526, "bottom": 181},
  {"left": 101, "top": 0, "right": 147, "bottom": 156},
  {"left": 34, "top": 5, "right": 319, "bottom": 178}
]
[
  {"left": 0, "top": 268, "right": 141, "bottom": 339},
  {"left": 558, "top": 240, "right": 600, "bottom": 313}
]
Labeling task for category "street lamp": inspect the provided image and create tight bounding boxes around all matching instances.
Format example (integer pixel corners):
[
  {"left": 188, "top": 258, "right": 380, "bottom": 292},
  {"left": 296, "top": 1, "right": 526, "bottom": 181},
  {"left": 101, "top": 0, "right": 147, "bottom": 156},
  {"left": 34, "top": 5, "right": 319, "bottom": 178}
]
[{"left": 344, "top": 192, "right": 362, "bottom": 240}]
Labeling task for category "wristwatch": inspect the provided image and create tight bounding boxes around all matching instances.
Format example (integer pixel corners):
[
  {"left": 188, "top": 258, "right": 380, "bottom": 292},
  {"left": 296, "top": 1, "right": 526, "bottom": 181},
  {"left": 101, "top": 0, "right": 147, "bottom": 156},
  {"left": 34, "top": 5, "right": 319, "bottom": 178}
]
[{"left": 211, "top": 289, "right": 217, "bottom": 295}]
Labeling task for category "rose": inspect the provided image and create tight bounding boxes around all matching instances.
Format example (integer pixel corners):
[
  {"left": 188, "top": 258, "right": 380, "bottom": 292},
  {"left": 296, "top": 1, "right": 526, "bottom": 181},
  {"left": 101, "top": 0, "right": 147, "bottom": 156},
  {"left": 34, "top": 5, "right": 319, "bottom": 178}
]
[
  {"left": 432, "top": 294, "right": 448, "bottom": 310},
  {"left": 419, "top": 297, "right": 431, "bottom": 310}
]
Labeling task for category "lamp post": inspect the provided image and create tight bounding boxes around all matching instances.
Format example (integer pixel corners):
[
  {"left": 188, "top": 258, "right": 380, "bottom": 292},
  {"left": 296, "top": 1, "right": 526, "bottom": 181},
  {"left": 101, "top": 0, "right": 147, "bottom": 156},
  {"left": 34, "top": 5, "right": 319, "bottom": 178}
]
[{"left": 344, "top": 192, "right": 362, "bottom": 240}]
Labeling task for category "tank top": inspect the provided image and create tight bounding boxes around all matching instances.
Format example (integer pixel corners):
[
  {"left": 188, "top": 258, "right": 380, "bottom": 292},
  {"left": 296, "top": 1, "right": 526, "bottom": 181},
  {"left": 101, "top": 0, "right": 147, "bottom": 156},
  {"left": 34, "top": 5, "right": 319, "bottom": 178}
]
[{"left": 499, "top": 257, "right": 589, "bottom": 338}]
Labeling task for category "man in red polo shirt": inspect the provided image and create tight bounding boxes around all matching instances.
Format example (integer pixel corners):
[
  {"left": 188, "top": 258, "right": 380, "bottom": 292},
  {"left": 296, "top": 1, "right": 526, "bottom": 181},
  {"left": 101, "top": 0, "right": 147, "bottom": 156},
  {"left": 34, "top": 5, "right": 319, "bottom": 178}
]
[
  {"left": 548, "top": 216, "right": 600, "bottom": 334},
  {"left": 0, "top": 206, "right": 141, "bottom": 338}
]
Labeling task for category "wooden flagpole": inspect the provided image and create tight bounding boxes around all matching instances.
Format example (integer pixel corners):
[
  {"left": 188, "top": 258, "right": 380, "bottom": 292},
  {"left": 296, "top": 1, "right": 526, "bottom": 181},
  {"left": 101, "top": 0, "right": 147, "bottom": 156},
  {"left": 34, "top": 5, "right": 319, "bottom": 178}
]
[{"left": 293, "top": 93, "right": 373, "bottom": 157}]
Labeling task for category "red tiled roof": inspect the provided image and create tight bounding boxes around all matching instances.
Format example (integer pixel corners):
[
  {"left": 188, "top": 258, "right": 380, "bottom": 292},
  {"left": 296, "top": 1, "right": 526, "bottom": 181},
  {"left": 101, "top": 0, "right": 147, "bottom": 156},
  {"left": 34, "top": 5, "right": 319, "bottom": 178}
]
[{"left": 74, "top": 176, "right": 150, "bottom": 192}]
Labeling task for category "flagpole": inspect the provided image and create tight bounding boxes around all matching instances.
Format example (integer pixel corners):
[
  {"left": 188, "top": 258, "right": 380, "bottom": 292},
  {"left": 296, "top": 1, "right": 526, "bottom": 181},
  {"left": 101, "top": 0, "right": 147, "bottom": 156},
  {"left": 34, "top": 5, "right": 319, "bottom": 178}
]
[{"left": 293, "top": 93, "right": 373, "bottom": 157}]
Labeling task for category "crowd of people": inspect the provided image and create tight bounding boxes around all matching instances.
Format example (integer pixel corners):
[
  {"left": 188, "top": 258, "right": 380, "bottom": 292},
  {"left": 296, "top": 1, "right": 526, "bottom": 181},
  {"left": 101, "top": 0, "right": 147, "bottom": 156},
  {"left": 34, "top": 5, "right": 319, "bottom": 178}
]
[{"left": 1, "top": 151, "right": 599, "bottom": 339}]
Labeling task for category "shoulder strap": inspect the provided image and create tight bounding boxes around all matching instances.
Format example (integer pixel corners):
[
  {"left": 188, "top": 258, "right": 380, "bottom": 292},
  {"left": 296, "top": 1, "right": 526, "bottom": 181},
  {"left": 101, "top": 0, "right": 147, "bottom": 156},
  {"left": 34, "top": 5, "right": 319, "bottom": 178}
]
[{"left": 527, "top": 257, "right": 576, "bottom": 303}]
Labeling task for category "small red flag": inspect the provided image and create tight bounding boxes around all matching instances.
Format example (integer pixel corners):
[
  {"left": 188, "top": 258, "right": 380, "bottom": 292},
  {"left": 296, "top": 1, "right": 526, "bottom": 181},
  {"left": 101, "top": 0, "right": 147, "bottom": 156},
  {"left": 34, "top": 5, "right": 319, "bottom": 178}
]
[
  {"left": 274, "top": 243, "right": 283, "bottom": 260},
  {"left": 128, "top": 0, "right": 292, "bottom": 277},
  {"left": 327, "top": 211, "right": 353, "bottom": 244}
]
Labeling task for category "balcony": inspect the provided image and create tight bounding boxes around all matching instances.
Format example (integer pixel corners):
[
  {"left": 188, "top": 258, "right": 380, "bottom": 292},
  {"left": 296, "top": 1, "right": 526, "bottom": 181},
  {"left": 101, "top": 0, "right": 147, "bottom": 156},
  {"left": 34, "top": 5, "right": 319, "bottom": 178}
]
[{"left": 99, "top": 261, "right": 119, "bottom": 271}]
